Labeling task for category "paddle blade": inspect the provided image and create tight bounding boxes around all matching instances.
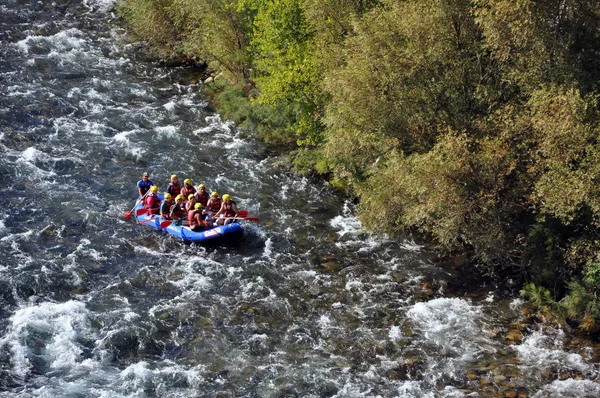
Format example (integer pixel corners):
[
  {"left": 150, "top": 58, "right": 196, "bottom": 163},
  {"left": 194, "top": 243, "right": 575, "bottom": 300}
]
[
  {"left": 160, "top": 220, "right": 172, "bottom": 228},
  {"left": 123, "top": 210, "right": 133, "bottom": 220},
  {"left": 238, "top": 210, "right": 248, "bottom": 218},
  {"left": 242, "top": 217, "right": 260, "bottom": 222},
  {"left": 135, "top": 208, "right": 147, "bottom": 216}
]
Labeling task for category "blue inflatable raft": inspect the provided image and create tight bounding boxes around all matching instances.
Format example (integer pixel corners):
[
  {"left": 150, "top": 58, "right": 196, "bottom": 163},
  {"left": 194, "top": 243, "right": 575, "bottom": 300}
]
[{"left": 134, "top": 201, "right": 243, "bottom": 243}]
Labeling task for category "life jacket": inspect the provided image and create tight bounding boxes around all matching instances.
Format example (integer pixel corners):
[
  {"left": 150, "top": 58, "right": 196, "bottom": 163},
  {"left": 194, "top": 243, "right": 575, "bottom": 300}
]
[
  {"left": 171, "top": 202, "right": 185, "bottom": 218},
  {"left": 207, "top": 197, "right": 222, "bottom": 213},
  {"left": 223, "top": 201, "right": 237, "bottom": 218},
  {"left": 160, "top": 199, "right": 172, "bottom": 216},
  {"left": 181, "top": 185, "right": 196, "bottom": 199},
  {"left": 188, "top": 210, "right": 205, "bottom": 228},
  {"left": 185, "top": 200, "right": 196, "bottom": 213},
  {"left": 167, "top": 182, "right": 181, "bottom": 197},
  {"left": 195, "top": 190, "right": 209, "bottom": 207},
  {"left": 144, "top": 194, "right": 161, "bottom": 213}
]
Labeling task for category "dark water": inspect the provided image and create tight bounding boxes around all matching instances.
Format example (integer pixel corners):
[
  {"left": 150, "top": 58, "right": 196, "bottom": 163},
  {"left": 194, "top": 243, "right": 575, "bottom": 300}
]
[{"left": 1, "top": 1, "right": 600, "bottom": 397}]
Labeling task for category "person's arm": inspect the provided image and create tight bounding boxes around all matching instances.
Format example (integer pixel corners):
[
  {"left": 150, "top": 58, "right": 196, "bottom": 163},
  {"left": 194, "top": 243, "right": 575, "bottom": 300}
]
[
  {"left": 137, "top": 181, "right": 143, "bottom": 197},
  {"left": 213, "top": 202, "right": 225, "bottom": 218},
  {"left": 232, "top": 202, "right": 239, "bottom": 216}
]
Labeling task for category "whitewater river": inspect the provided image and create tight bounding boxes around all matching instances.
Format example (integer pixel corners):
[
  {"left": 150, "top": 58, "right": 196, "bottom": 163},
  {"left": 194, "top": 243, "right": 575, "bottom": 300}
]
[{"left": 1, "top": 1, "right": 600, "bottom": 397}]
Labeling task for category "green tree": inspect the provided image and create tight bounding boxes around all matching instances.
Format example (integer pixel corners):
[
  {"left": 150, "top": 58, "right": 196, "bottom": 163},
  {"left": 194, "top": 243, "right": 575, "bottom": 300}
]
[
  {"left": 322, "top": 0, "right": 487, "bottom": 181},
  {"left": 244, "top": 0, "right": 325, "bottom": 146}
]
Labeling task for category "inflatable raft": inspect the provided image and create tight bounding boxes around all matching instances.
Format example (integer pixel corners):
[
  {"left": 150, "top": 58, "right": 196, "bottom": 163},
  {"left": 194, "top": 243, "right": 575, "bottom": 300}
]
[{"left": 133, "top": 201, "right": 243, "bottom": 243}]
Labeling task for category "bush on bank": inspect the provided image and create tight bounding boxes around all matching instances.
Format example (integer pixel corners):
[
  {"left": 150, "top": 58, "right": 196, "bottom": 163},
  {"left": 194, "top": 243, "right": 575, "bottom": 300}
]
[{"left": 117, "top": 0, "right": 600, "bottom": 333}]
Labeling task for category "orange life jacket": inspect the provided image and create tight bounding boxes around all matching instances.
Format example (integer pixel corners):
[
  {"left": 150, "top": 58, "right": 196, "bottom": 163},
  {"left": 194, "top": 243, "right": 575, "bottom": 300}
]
[
  {"left": 195, "top": 190, "right": 209, "bottom": 207},
  {"left": 207, "top": 197, "right": 222, "bottom": 213},
  {"left": 223, "top": 201, "right": 237, "bottom": 218},
  {"left": 187, "top": 210, "right": 205, "bottom": 228},
  {"left": 181, "top": 185, "right": 196, "bottom": 199}
]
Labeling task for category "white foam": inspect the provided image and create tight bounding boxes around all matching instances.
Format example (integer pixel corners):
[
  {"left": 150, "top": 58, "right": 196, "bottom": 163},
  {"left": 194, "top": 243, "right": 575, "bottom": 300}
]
[
  {"left": 532, "top": 379, "right": 600, "bottom": 397},
  {"left": 388, "top": 325, "right": 402, "bottom": 342},
  {"left": 83, "top": 0, "right": 116, "bottom": 12},
  {"left": 16, "top": 28, "right": 86, "bottom": 55},
  {"left": 330, "top": 214, "right": 362, "bottom": 238},
  {"left": 154, "top": 125, "right": 179, "bottom": 138},
  {"left": 407, "top": 297, "right": 495, "bottom": 367},
  {"left": 112, "top": 129, "right": 137, "bottom": 143},
  {"left": 0, "top": 301, "right": 92, "bottom": 378},
  {"left": 163, "top": 101, "right": 176, "bottom": 112},
  {"left": 262, "top": 237, "right": 273, "bottom": 258},
  {"left": 514, "top": 331, "right": 593, "bottom": 374}
]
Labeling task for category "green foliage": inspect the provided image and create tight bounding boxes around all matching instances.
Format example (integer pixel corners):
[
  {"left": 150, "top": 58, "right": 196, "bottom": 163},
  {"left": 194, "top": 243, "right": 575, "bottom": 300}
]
[
  {"left": 118, "top": 0, "right": 251, "bottom": 78},
  {"left": 245, "top": 0, "right": 326, "bottom": 147},
  {"left": 356, "top": 131, "right": 527, "bottom": 267},
  {"left": 322, "top": 0, "right": 487, "bottom": 180},
  {"left": 520, "top": 282, "right": 562, "bottom": 317},
  {"left": 116, "top": 0, "right": 179, "bottom": 57},
  {"left": 562, "top": 263, "right": 600, "bottom": 332}
]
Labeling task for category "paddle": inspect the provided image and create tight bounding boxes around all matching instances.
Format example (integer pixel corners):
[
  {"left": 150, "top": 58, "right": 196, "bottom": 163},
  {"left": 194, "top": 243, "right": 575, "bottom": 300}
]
[
  {"left": 123, "top": 190, "right": 150, "bottom": 220},
  {"left": 234, "top": 210, "right": 259, "bottom": 221},
  {"left": 139, "top": 216, "right": 172, "bottom": 228},
  {"left": 215, "top": 209, "right": 259, "bottom": 222}
]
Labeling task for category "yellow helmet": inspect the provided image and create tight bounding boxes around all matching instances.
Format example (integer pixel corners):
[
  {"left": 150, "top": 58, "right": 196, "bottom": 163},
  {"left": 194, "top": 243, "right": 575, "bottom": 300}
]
[
  {"left": 198, "top": 184, "right": 205, "bottom": 189},
  {"left": 164, "top": 193, "right": 171, "bottom": 199},
  {"left": 211, "top": 191, "right": 218, "bottom": 197},
  {"left": 171, "top": 174, "right": 178, "bottom": 180},
  {"left": 184, "top": 178, "right": 192, "bottom": 185},
  {"left": 188, "top": 194, "right": 195, "bottom": 201},
  {"left": 194, "top": 203, "right": 202, "bottom": 210},
  {"left": 150, "top": 185, "right": 158, "bottom": 192},
  {"left": 175, "top": 194, "right": 184, "bottom": 201},
  {"left": 222, "top": 194, "right": 231, "bottom": 202}
]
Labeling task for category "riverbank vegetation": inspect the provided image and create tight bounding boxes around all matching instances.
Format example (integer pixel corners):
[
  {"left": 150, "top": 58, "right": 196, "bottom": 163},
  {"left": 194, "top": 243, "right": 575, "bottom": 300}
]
[{"left": 117, "top": 0, "right": 600, "bottom": 333}]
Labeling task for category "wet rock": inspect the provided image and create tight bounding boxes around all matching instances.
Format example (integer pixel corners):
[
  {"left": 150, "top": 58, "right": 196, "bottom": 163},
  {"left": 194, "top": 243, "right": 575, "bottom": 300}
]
[
  {"left": 69, "top": 285, "right": 87, "bottom": 295},
  {"left": 503, "top": 390, "right": 518, "bottom": 398},
  {"left": 322, "top": 261, "right": 343, "bottom": 272},
  {"left": 167, "top": 272, "right": 183, "bottom": 281},
  {"left": 505, "top": 323, "right": 526, "bottom": 344}
]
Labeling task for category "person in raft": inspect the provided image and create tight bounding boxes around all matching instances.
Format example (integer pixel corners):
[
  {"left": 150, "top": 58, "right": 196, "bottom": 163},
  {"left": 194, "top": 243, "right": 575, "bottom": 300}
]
[
  {"left": 137, "top": 172, "right": 153, "bottom": 198},
  {"left": 194, "top": 184, "right": 209, "bottom": 208},
  {"left": 188, "top": 203, "right": 213, "bottom": 232},
  {"left": 185, "top": 194, "right": 197, "bottom": 213},
  {"left": 169, "top": 194, "right": 186, "bottom": 225},
  {"left": 204, "top": 191, "right": 222, "bottom": 219},
  {"left": 181, "top": 179, "right": 196, "bottom": 200},
  {"left": 144, "top": 185, "right": 161, "bottom": 215},
  {"left": 214, "top": 194, "right": 239, "bottom": 225},
  {"left": 166, "top": 174, "right": 181, "bottom": 198},
  {"left": 159, "top": 193, "right": 173, "bottom": 220}
]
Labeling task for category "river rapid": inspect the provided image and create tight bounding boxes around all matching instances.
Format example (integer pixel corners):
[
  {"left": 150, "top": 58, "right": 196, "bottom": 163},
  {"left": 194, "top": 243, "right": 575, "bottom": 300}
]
[{"left": 1, "top": 1, "right": 600, "bottom": 397}]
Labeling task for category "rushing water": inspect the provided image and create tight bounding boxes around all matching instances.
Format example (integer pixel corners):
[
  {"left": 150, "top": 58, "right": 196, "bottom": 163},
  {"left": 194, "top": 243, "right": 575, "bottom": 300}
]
[{"left": 1, "top": 1, "right": 600, "bottom": 397}]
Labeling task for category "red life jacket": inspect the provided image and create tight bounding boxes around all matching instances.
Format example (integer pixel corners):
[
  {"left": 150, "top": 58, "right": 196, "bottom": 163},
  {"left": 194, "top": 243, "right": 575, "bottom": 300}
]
[
  {"left": 223, "top": 201, "right": 237, "bottom": 217},
  {"left": 195, "top": 190, "right": 209, "bottom": 207},
  {"left": 187, "top": 209, "right": 198, "bottom": 226},
  {"left": 171, "top": 202, "right": 185, "bottom": 218},
  {"left": 144, "top": 194, "right": 161, "bottom": 214},
  {"left": 187, "top": 210, "right": 205, "bottom": 227},
  {"left": 181, "top": 185, "right": 196, "bottom": 199},
  {"left": 207, "top": 197, "right": 222, "bottom": 213},
  {"left": 167, "top": 182, "right": 181, "bottom": 197}
]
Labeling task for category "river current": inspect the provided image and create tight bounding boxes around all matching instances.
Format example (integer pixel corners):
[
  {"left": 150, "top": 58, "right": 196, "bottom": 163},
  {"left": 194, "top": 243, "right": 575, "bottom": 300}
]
[{"left": 1, "top": 1, "right": 600, "bottom": 397}]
